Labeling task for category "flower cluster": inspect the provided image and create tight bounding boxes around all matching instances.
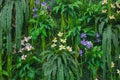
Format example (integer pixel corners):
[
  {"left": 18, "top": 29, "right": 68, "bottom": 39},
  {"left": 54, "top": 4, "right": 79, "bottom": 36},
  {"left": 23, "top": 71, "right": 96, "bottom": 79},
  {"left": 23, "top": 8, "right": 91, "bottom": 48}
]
[
  {"left": 79, "top": 33, "right": 93, "bottom": 56},
  {"left": 79, "top": 32, "right": 101, "bottom": 56},
  {"left": 51, "top": 32, "right": 72, "bottom": 52},
  {"left": 19, "top": 36, "right": 33, "bottom": 60},
  {"left": 80, "top": 33, "right": 93, "bottom": 49},
  {"left": 32, "top": 0, "right": 40, "bottom": 18},
  {"left": 101, "top": 0, "right": 120, "bottom": 20},
  {"left": 32, "top": 0, "right": 48, "bottom": 18}
]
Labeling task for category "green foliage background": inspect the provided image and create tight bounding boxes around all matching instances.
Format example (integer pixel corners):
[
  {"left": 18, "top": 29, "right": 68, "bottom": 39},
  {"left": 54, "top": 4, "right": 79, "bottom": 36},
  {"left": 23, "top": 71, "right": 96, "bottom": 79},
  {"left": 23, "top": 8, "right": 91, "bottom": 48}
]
[{"left": 0, "top": 0, "right": 120, "bottom": 80}]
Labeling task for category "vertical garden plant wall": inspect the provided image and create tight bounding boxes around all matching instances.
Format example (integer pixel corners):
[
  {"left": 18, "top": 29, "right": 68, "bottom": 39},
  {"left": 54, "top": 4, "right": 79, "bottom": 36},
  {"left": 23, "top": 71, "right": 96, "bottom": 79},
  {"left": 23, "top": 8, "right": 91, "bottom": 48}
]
[{"left": 0, "top": 0, "right": 120, "bottom": 80}]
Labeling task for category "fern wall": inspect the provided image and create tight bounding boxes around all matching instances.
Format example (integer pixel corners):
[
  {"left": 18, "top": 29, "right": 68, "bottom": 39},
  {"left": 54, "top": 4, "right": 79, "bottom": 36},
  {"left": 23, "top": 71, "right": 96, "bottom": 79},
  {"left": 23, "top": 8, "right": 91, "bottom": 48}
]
[{"left": 0, "top": 0, "right": 30, "bottom": 79}]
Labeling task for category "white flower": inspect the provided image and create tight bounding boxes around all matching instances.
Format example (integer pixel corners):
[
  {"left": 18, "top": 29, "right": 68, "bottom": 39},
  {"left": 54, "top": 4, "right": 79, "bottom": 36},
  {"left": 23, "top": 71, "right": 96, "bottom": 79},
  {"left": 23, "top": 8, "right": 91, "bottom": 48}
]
[
  {"left": 52, "top": 37, "right": 57, "bottom": 43},
  {"left": 24, "top": 36, "right": 32, "bottom": 42},
  {"left": 58, "top": 32, "right": 63, "bottom": 37},
  {"left": 21, "top": 54, "right": 27, "bottom": 60},
  {"left": 102, "top": 0, "right": 107, "bottom": 5},
  {"left": 59, "top": 45, "right": 65, "bottom": 50},
  {"left": 117, "top": 69, "right": 120, "bottom": 74},
  {"left": 109, "top": 15, "right": 115, "bottom": 19},
  {"left": 102, "top": 9, "right": 107, "bottom": 13},
  {"left": 51, "top": 43, "right": 57, "bottom": 48},
  {"left": 21, "top": 40, "right": 25, "bottom": 45},
  {"left": 117, "top": 10, "right": 120, "bottom": 14},
  {"left": 19, "top": 48, "right": 25, "bottom": 53},
  {"left": 116, "top": 1, "right": 120, "bottom": 8},
  {"left": 60, "top": 39, "right": 66, "bottom": 43},
  {"left": 25, "top": 43, "right": 33, "bottom": 51},
  {"left": 111, "top": 4, "right": 115, "bottom": 8},
  {"left": 111, "top": 62, "right": 115, "bottom": 68},
  {"left": 25, "top": 45, "right": 33, "bottom": 51},
  {"left": 95, "top": 78, "right": 98, "bottom": 80},
  {"left": 66, "top": 46, "right": 72, "bottom": 52},
  {"left": 28, "top": 36, "right": 32, "bottom": 39},
  {"left": 119, "top": 55, "right": 120, "bottom": 59}
]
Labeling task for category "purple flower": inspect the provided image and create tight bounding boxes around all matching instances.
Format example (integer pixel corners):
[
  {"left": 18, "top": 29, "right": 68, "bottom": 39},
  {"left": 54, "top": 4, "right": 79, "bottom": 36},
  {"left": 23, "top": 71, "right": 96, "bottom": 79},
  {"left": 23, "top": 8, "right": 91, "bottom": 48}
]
[
  {"left": 97, "top": 38, "right": 101, "bottom": 43},
  {"left": 32, "top": 7, "right": 38, "bottom": 12},
  {"left": 41, "top": 2, "right": 47, "bottom": 7},
  {"left": 86, "top": 41, "right": 93, "bottom": 49},
  {"left": 81, "top": 33, "right": 87, "bottom": 38},
  {"left": 35, "top": 0, "right": 39, "bottom": 4},
  {"left": 81, "top": 40, "right": 87, "bottom": 46},
  {"left": 47, "top": 6, "right": 51, "bottom": 10},
  {"left": 79, "top": 50, "right": 83, "bottom": 56},
  {"left": 33, "top": 14, "right": 38, "bottom": 18},
  {"left": 96, "top": 33, "right": 100, "bottom": 37}
]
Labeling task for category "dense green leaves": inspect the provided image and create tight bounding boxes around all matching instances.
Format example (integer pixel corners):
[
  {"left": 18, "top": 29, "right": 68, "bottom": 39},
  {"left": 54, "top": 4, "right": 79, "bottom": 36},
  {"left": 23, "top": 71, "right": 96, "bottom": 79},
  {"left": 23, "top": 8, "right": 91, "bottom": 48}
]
[
  {"left": 0, "top": 0, "right": 30, "bottom": 50},
  {"left": 6, "top": 1, "right": 13, "bottom": 54},
  {"left": 0, "top": 0, "right": 30, "bottom": 79},
  {"left": 15, "top": 1, "right": 23, "bottom": 49},
  {"left": 41, "top": 51, "right": 80, "bottom": 80},
  {"left": 0, "top": 0, "right": 120, "bottom": 80}
]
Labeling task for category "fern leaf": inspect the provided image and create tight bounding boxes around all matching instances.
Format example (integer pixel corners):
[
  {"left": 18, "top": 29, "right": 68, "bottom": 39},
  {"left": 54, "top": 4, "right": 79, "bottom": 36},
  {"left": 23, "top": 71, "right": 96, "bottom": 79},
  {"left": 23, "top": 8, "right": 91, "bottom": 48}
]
[
  {"left": 99, "top": 21, "right": 105, "bottom": 34},
  {"left": 51, "top": 62, "right": 57, "bottom": 80},
  {"left": 0, "top": 20, "right": 2, "bottom": 49},
  {"left": 106, "top": 26, "right": 112, "bottom": 69},
  {"left": 1, "top": 4, "right": 7, "bottom": 32},
  {"left": 112, "top": 32, "right": 119, "bottom": 56},
  {"left": 57, "top": 57, "right": 64, "bottom": 80},
  {"left": 24, "top": 0, "right": 29, "bottom": 21},
  {"left": 6, "top": 1, "right": 14, "bottom": 54},
  {"left": 102, "top": 30, "right": 107, "bottom": 80},
  {"left": 15, "top": 1, "right": 23, "bottom": 49}
]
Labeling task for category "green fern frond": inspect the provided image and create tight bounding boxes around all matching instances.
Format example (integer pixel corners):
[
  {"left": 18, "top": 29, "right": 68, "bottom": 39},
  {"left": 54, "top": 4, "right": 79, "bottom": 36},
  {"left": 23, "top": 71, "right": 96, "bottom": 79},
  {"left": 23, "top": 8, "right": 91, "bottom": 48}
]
[
  {"left": 0, "top": 20, "right": 2, "bottom": 49},
  {"left": 112, "top": 32, "right": 119, "bottom": 57},
  {"left": 1, "top": 4, "right": 7, "bottom": 32},
  {"left": 102, "top": 30, "right": 107, "bottom": 80},
  {"left": 106, "top": 26, "right": 112, "bottom": 69},
  {"left": 0, "top": 0, "right": 2, "bottom": 6},
  {"left": 6, "top": 1, "right": 14, "bottom": 54},
  {"left": 15, "top": 1, "right": 23, "bottom": 49},
  {"left": 57, "top": 57, "right": 64, "bottom": 80},
  {"left": 22, "top": 0, "right": 30, "bottom": 20}
]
